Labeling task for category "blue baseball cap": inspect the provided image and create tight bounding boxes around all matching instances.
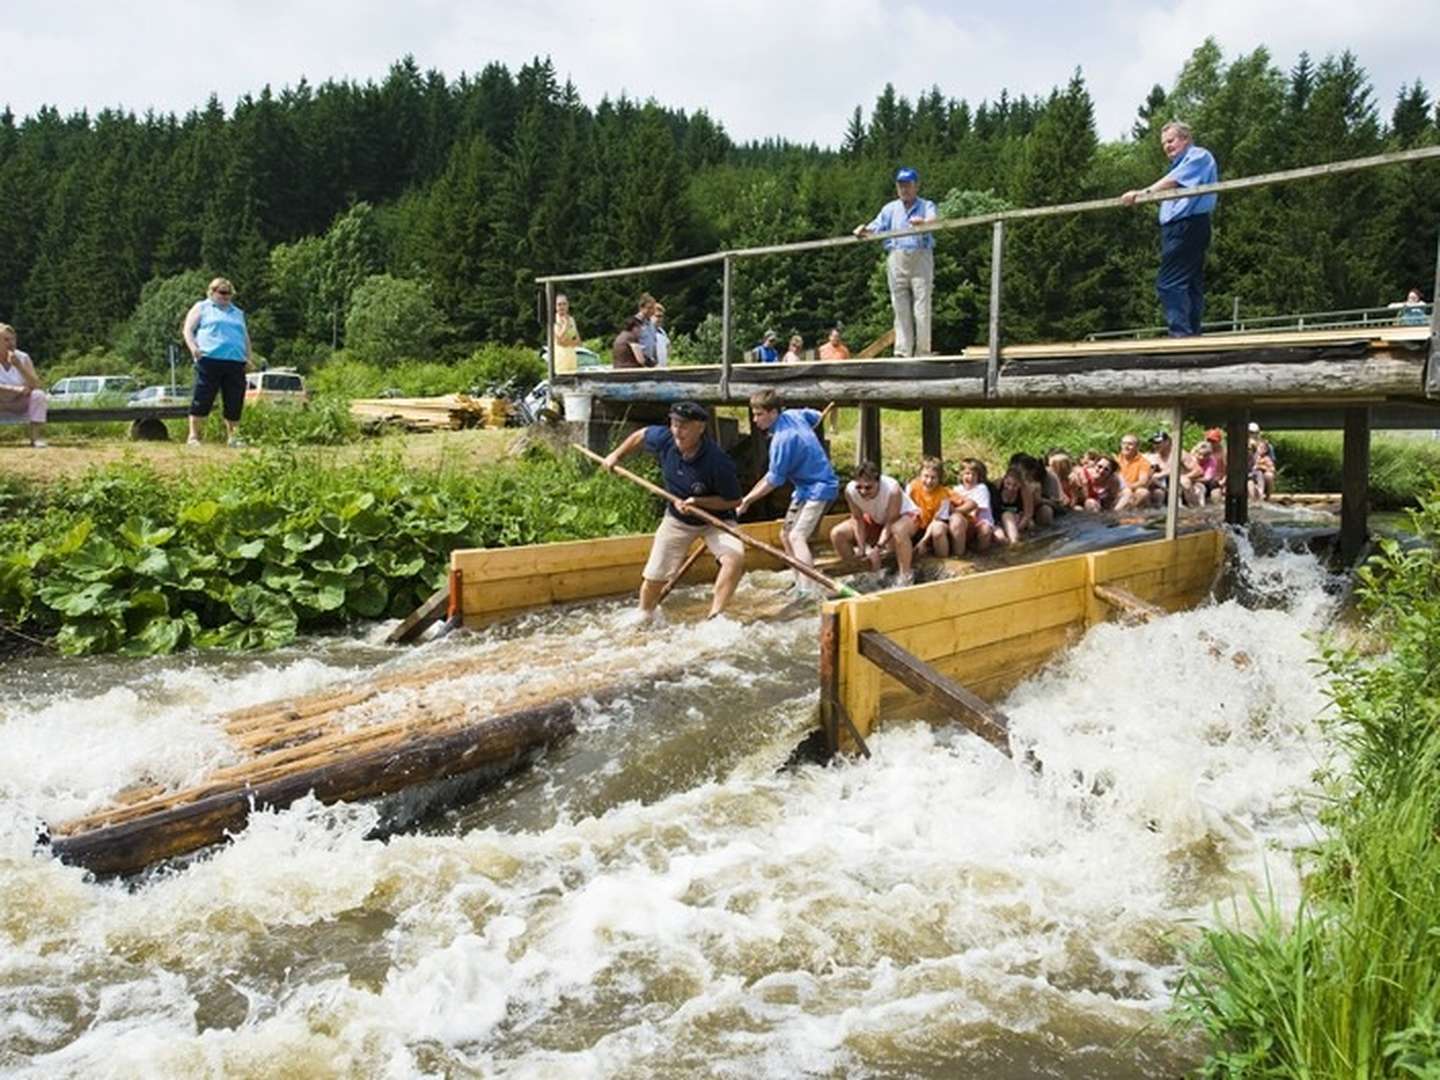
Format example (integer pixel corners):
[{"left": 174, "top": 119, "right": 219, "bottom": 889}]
[{"left": 895, "top": 167, "right": 919, "bottom": 183}]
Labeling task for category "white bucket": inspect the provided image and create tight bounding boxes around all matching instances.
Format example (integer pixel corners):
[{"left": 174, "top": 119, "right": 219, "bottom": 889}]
[{"left": 561, "top": 392, "right": 593, "bottom": 422}]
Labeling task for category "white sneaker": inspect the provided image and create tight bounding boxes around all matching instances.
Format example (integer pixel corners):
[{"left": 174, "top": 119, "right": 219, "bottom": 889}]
[
  {"left": 186, "top": 436, "right": 201, "bottom": 447},
  {"left": 30, "top": 439, "right": 47, "bottom": 448}
]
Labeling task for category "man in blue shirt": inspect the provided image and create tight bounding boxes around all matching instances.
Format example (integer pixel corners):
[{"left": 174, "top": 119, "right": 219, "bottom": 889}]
[
  {"left": 854, "top": 167, "right": 938, "bottom": 357},
  {"left": 753, "top": 330, "right": 780, "bottom": 363},
  {"left": 737, "top": 389, "right": 840, "bottom": 590},
  {"left": 635, "top": 293, "right": 659, "bottom": 365},
  {"left": 603, "top": 401, "right": 745, "bottom": 620},
  {"left": 1122, "top": 121, "right": 1219, "bottom": 337}
]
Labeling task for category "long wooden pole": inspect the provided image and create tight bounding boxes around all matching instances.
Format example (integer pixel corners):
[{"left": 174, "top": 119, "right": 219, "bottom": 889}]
[
  {"left": 1165, "top": 402, "right": 1183, "bottom": 541},
  {"left": 544, "top": 282, "right": 556, "bottom": 384},
  {"left": 987, "top": 220, "right": 1004, "bottom": 399},
  {"left": 537, "top": 145, "right": 1440, "bottom": 284},
  {"left": 720, "top": 255, "right": 733, "bottom": 399},
  {"left": 655, "top": 403, "right": 837, "bottom": 604},
  {"left": 574, "top": 443, "right": 855, "bottom": 597}
]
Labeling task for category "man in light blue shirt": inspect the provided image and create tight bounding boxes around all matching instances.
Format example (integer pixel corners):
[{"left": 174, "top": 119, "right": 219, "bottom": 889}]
[
  {"left": 1122, "top": 121, "right": 1219, "bottom": 336},
  {"left": 854, "top": 167, "right": 938, "bottom": 356}
]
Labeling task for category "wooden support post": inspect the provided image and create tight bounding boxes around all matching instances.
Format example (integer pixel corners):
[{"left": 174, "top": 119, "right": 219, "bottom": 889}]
[
  {"left": 1427, "top": 226, "right": 1440, "bottom": 397},
  {"left": 544, "top": 282, "right": 556, "bottom": 383},
  {"left": 1341, "top": 406, "right": 1371, "bottom": 563},
  {"left": 921, "top": 407, "right": 942, "bottom": 459},
  {"left": 818, "top": 609, "right": 841, "bottom": 756},
  {"left": 720, "top": 255, "right": 733, "bottom": 400},
  {"left": 1224, "top": 410, "right": 1249, "bottom": 526},
  {"left": 1165, "top": 402, "right": 1183, "bottom": 541},
  {"left": 858, "top": 406, "right": 882, "bottom": 469},
  {"left": 986, "top": 220, "right": 1004, "bottom": 399},
  {"left": 857, "top": 630, "right": 1012, "bottom": 758}
]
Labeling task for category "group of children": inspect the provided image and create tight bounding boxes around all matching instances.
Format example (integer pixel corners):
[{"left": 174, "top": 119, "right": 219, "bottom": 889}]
[{"left": 831, "top": 424, "right": 1282, "bottom": 574}]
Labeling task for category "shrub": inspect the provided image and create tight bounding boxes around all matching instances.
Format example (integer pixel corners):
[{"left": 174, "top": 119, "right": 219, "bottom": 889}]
[
  {"left": 343, "top": 275, "right": 444, "bottom": 366},
  {"left": 114, "top": 269, "right": 211, "bottom": 371}
]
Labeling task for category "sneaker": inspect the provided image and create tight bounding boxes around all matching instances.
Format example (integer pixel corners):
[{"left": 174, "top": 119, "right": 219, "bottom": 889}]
[
  {"left": 227, "top": 436, "right": 247, "bottom": 448},
  {"left": 30, "top": 439, "right": 47, "bottom": 448},
  {"left": 186, "top": 436, "right": 202, "bottom": 447}
]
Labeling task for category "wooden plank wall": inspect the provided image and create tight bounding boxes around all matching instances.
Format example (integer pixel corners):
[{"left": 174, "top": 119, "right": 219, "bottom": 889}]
[
  {"left": 828, "top": 530, "right": 1224, "bottom": 737},
  {"left": 452, "top": 514, "right": 849, "bottom": 624}
]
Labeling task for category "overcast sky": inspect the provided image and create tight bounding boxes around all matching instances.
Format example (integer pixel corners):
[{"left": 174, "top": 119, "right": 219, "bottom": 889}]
[{"left": 3, "top": 1, "right": 1435, "bottom": 146}]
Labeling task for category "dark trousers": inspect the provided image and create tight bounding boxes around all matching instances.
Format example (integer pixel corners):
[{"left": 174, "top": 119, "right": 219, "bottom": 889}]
[
  {"left": 189, "top": 357, "right": 247, "bottom": 421},
  {"left": 1157, "top": 214, "right": 1211, "bottom": 337}
]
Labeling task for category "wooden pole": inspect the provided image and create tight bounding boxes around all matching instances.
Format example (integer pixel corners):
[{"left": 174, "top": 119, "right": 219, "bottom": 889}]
[
  {"left": 721, "top": 255, "right": 733, "bottom": 400},
  {"left": 818, "top": 609, "right": 841, "bottom": 756},
  {"left": 987, "top": 220, "right": 1004, "bottom": 399},
  {"left": 1341, "top": 406, "right": 1371, "bottom": 563},
  {"left": 573, "top": 444, "right": 856, "bottom": 597},
  {"left": 1165, "top": 402, "right": 1183, "bottom": 541},
  {"left": 1427, "top": 225, "right": 1440, "bottom": 397},
  {"left": 1224, "top": 411, "right": 1249, "bottom": 526},
  {"left": 544, "top": 282, "right": 556, "bottom": 384},
  {"left": 921, "top": 407, "right": 942, "bottom": 459},
  {"left": 859, "top": 406, "right": 882, "bottom": 469}
]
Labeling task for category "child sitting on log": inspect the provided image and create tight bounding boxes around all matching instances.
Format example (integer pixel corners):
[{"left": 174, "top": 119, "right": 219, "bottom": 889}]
[
  {"left": 949, "top": 458, "right": 995, "bottom": 554},
  {"left": 906, "top": 456, "right": 955, "bottom": 558}
]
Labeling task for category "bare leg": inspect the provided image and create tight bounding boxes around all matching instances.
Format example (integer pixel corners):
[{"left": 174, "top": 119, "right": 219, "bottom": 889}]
[
  {"left": 1035, "top": 503, "right": 1054, "bottom": 527},
  {"left": 709, "top": 553, "right": 743, "bottom": 617},
  {"left": 948, "top": 517, "right": 967, "bottom": 557},
  {"left": 973, "top": 522, "right": 993, "bottom": 552},
  {"left": 891, "top": 518, "right": 916, "bottom": 580},
  {"left": 188, "top": 415, "right": 203, "bottom": 442},
  {"left": 926, "top": 520, "right": 950, "bottom": 558},
  {"left": 639, "top": 578, "right": 666, "bottom": 613},
  {"left": 830, "top": 520, "right": 858, "bottom": 561}
]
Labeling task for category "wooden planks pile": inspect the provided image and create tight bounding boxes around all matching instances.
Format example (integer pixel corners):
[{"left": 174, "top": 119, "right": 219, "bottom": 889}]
[
  {"left": 349, "top": 393, "right": 512, "bottom": 431},
  {"left": 48, "top": 653, "right": 605, "bottom": 875}
]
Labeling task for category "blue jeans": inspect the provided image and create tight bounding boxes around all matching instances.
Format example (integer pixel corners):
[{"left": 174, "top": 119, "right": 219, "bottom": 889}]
[{"left": 1157, "top": 214, "right": 1211, "bottom": 337}]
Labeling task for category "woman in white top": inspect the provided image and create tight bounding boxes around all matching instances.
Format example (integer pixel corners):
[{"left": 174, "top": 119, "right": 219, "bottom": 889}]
[
  {"left": 653, "top": 303, "right": 670, "bottom": 368},
  {"left": 781, "top": 334, "right": 804, "bottom": 364},
  {"left": 830, "top": 461, "right": 919, "bottom": 584},
  {"left": 949, "top": 458, "right": 995, "bottom": 553},
  {"left": 0, "top": 323, "right": 47, "bottom": 447}
]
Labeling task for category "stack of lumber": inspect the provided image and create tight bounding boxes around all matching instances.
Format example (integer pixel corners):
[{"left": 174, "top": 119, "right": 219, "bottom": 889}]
[{"left": 349, "top": 393, "right": 511, "bottom": 431}]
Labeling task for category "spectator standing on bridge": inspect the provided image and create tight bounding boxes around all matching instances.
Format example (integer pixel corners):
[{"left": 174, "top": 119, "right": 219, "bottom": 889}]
[
  {"left": 1396, "top": 288, "right": 1429, "bottom": 326},
  {"left": 612, "top": 316, "right": 649, "bottom": 368},
  {"left": 653, "top": 303, "right": 671, "bottom": 367},
  {"left": 753, "top": 330, "right": 780, "bottom": 363},
  {"left": 854, "top": 167, "right": 937, "bottom": 357},
  {"left": 634, "top": 293, "right": 659, "bottom": 366},
  {"left": 736, "top": 389, "right": 839, "bottom": 592},
  {"left": 1121, "top": 121, "right": 1219, "bottom": 337},
  {"left": 818, "top": 328, "right": 851, "bottom": 360},
  {"left": 0, "top": 323, "right": 47, "bottom": 447},
  {"left": 603, "top": 401, "right": 744, "bottom": 621},
  {"left": 552, "top": 293, "right": 582, "bottom": 375},
  {"left": 182, "top": 277, "right": 251, "bottom": 447},
  {"left": 781, "top": 334, "right": 804, "bottom": 364}
]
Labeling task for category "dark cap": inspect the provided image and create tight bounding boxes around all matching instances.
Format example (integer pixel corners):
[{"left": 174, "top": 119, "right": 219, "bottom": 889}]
[
  {"left": 669, "top": 400, "right": 709, "bottom": 423},
  {"left": 1150, "top": 430, "right": 1170, "bottom": 443},
  {"left": 895, "top": 166, "right": 919, "bottom": 183}
]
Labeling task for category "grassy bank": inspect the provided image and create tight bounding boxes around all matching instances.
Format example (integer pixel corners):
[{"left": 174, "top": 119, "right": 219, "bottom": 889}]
[
  {"left": 0, "top": 444, "right": 658, "bottom": 656},
  {"left": 1176, "top": 490, "right": 1440, "bottom": 1075}
]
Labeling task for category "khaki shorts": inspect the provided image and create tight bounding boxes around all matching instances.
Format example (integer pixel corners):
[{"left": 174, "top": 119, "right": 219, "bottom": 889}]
[
  {"left": 642, "top": 513, "right": 746, "bottom": 582},
  {"left": 783, "top": 499, "right": 829, "bottom": 541}
]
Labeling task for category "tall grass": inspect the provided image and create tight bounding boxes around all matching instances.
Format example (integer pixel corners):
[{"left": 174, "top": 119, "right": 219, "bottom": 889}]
[{"left": 1176, "top": 492, "right": 1440, "bottom": 1076}]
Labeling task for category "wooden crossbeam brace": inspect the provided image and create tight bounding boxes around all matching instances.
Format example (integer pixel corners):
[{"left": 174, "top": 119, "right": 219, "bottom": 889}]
[
  {"left": 857, "top": 629, "right": 1012, "bottom": 758},
  {"left": 1093, "top": 584, "right": 1166, "bottom": 623}
]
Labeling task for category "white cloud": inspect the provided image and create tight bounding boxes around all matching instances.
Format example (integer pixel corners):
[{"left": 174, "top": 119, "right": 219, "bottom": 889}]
[{"left": 1, "top": 1, "right": 1434, "bottom": 146}]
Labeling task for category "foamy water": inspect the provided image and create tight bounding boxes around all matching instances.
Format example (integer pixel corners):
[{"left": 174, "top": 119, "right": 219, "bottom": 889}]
[{"left": 0, "top": 544, "right": 1342, "bottom": 1077}]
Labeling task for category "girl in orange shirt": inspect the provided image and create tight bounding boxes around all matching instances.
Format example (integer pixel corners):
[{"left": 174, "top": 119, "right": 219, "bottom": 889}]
[{"left": 906, "top": 456, "right": 954, "bottom": 557}]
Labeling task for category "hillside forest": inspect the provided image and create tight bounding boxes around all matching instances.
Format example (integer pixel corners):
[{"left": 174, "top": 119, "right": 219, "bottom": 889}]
[{"left": 1, "top": 37, "right": 1437, "bottom": 378}]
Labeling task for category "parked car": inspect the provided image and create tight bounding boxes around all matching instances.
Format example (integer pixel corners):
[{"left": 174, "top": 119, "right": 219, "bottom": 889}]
[
  {"left": 244, "top": 369, "right": 309, "bottom": 406},
  {"left": 539, "top": 346, "right": 604, "bottom": 370},
  {"left": 127, "top": 384, "right": 191, "bottom": 407},
  {"left": 49, "top": 375, "right": 141, "bottom": 404}
]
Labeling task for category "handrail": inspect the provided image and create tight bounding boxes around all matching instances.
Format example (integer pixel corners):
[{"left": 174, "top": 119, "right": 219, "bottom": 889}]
[
  {"left": 536, "top": 144, "right": 1440, "bottom": 284},
  {"left": 1087, "top": 303, "right": 1435, "bottom": 341}
]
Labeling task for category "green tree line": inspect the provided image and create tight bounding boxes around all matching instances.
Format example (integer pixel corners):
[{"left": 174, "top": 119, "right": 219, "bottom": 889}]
[{"left": 0, "top": 40, "right": 1436, "bottom": 375}]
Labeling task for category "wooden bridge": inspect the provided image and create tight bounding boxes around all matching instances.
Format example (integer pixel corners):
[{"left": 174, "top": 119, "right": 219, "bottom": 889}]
[{"left": 540, "top": 145, "right": 1440, "bottom": 560}]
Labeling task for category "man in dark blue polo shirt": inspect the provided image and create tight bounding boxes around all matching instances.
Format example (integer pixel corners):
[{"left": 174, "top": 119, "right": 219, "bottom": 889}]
[{"left": 602, "top": 401, "right": 745, "bottom": 619}]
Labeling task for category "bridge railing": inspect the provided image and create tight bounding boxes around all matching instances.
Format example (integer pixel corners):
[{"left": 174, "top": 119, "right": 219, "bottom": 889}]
[
  {"left": 537, "top": 144, "right": 1440, "bottom": 398},
  {"left": 1085, "top": 302, "right": 1436, "bottom": 341}
]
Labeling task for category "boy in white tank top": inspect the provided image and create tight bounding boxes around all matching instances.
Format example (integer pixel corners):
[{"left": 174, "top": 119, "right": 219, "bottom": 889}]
[{"left": 829, "top": 461, "right": 920, "bottom": 584}]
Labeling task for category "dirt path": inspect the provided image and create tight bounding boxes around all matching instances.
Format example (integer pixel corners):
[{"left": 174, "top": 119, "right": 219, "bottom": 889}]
[{"left": 2, "top": 428, "right": 524, "bottom": 484}]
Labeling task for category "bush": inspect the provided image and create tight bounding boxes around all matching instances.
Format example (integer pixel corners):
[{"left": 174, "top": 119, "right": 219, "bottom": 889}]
[
  {"left": 343, "top": 274, "right": 444, "bottom": 365},
  {"left": 114, "top": 269, "right": 211, "bottom": 372},
  {"left": 463, "top": 343, "right": 546, "bottom": 395}
]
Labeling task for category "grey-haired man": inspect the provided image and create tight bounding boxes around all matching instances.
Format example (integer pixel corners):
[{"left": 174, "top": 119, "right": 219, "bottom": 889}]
[{"left": 854, "top": 166, "right": 938, "bottom": 357}]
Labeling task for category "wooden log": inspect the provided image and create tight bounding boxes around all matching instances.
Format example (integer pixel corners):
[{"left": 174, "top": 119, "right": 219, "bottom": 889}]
[
  {"left": 1225, "top": 411, "right": 1249, "bottom": 526},
  {"left": 921, "top": 407, "right": 942, "bottom": 459},
  {"left": 1093, "top": 584, "right": 1167, "bottom": 623},
  {"left": 50, "top": 699, "right": 580, "bottom": 877},
  {"left": 987, "top": 220, "right": 1004, "bottom": 398},
  {"left": 856, "top": 328, "right": 897, "bottom": 360},
  {"left": 1341, "top": 406, "right": 1371, "bottom": 563},
  {"left": 385, "top": 585, "right": 450, "bottom": 645},
  {"left": 818, "top": 609, "right": 841, "bottom": 757},
  {"left": 857, "top": 629, "right": 1012, "bottom": 758},
  {"left": 858, "top": 405, "right": 882, "bottom": 468}
]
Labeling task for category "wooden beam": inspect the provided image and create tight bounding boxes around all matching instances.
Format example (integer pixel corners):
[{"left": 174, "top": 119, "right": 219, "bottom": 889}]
[
  {"left": 987, "top": 220, "right": 1004, "bottom": 399},
  {"left": 1225, "top": 411, "right": 1249, "bottom": 526},
  {"left": 385, "top": 585, "right": 449, "bottom": 645},
  {"left": 1165, "top": 402, "right": 1183, "bottom": 540},
  {"left": 921, "top": 407, "right": 942, "bottom": 459},
  {"left": 857, "top": 629, "right": 1012, "bottom": 758},
  {"left": 1094, "top": 584, "right": 1167, "bottom": 623},
  {"left": 1341, "top": 406, "right": 1371, "bottom": 563},
  {"left": 545, "top": 282, "right": 556, "bottom": 383},
  {"left": 720, "top": 255, "right": 733, "bottom": 400},
  {"left": 1428, "top": 225, "right": 1440, "bottom": 398},
  {"left": 819, "top": 609, "right": 841, "bottom": 756},
  {"left": 859, "top": 405, "right": 882, "bottom": 468}
]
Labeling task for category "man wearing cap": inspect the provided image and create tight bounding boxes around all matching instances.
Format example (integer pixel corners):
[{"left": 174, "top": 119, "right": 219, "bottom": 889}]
[
  {"left": 1121, "top": 121, "right": 1219, "bottom": 337},
  {"left": 854, "top": 167, "right": 937, "bottom": 357},
  {"left": 753, "top": 331, "right": 780, "bottom": 364},
  {"left": 602, "top": 401, "right": 745, "bottom": 620},
  {"left": 1146, "top": 429, "right": 1197, "bottom": 507}
]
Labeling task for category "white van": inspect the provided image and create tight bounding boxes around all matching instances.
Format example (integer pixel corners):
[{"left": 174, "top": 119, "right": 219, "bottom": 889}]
[
  {"left": 244, "top": 369, "right": 309, "bottom": 406},
  {"left": 49, "top": 375, "right": 140, "bottom": 403}
]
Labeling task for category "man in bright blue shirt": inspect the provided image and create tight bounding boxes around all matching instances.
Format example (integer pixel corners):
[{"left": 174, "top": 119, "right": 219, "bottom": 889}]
[
  {"left": 854, "top": 166, "right": 938, "bottom": 357},
  {"left": 737, "top": 389, "right": 839, "bottom": 591},
  {"left": 1122, "top": 121, "right": 1219, "bottom": 337},
  {"left": 753, "top": 330, "right": 780, "bottom": 363}
]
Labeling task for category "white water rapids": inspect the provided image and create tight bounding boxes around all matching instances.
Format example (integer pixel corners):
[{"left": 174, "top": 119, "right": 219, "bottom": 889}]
[{"left": 0, "top": 539, "right": 1341, "bottom": 1077}]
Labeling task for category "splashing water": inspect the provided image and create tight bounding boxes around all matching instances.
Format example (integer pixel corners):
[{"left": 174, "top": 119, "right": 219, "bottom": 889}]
[{"left": 0, "top": 549, "right": 1342, "bottom": 1077}]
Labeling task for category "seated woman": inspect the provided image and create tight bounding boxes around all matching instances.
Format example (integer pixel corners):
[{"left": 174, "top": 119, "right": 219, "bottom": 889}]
[
  {"left": 1185, "top": 440, "right": 1224, "bottom": 505},
  {"left": 1248, "top": 438, "right": 1277, "bottom": 501},
  {"left": 906, "top": 456, "right": 954, "bottom": 558},
  {"left": 1010, "top": 452, "right": 1055, "bottom": 527},
  {"left": 831, "top": 461, "right": 920, "bottom": 584},
  {"left": 0, "top": 323, "right": 47, "bottom": 447},
  {"left": 1075, "top": 453, "right": 1121, "bottom": 512},
  {"left": 992, "top": 466, "right": 1038, "bottom": 545},
  {"left": 1045, "top": 450, "right": 1076, "bottom": 514},
  {"left": 949, "top": 458, "right": 995, "bottom": 555}
]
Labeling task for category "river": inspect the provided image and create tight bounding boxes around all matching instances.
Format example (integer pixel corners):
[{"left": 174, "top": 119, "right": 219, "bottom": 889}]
[{"left": 1, "top": 534, "right": 1342, "bottom": 1078}]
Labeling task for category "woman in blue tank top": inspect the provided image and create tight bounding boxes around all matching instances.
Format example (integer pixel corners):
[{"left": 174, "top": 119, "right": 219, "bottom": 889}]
[{"left": 182, "top": 276, "right": 251, "bottom": 447}]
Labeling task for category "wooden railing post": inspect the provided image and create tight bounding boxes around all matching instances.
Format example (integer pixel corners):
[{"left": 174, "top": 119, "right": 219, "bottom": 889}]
[
  {"left": 721, "top": 254, "right": 734, "bottom": 401},
  {"left": 1427, "top": 225, "right": 1440, "bottom": 398},
  {"left": 1166, "top": 402, "right": 1183, "bottom": 541},
  {"left": 544, "top": 282, "right": 556, "bottom": 383},
  {"left": 921, "top": 407, "right": 942, "bottom": 459},
  {"left": 987, "top": 220, "right": 1004, "bottom": 399},
  {"left": 1341, "top": 406, "right": 1372, "bottom": 562},
  {"left": 1224, "top": 411, "right": 1250, "bottom": 526}
]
